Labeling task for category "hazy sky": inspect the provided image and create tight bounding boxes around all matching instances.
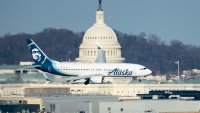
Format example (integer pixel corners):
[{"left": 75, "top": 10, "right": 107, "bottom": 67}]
[{"left": 0, "top": 0, "right": 200, "bottom": 46}]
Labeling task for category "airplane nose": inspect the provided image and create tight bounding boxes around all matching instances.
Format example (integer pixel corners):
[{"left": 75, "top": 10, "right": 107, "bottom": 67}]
[{"left": 147, "top": 69, "right": 152, "bottom": 75}]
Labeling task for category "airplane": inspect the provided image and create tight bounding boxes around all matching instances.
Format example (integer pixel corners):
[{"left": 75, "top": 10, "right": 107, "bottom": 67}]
[{"left": 26, "top": 39, "right": 152, "bottom": 85}]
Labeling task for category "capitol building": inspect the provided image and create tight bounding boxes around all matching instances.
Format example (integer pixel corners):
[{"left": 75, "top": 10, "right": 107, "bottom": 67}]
[{"left": 76, "top": 1, "right": 125, "bottom": 63}]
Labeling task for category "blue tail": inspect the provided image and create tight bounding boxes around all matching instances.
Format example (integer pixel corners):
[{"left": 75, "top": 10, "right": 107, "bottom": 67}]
[
  {"left": 26, "top": 39, "right": 50, "bottom": 65},
  {"left": 26, "top": 39, "right": 53, "bottom": 72},
  {"left": 26, "top": 39, "right": 67, "bottom": 76}
]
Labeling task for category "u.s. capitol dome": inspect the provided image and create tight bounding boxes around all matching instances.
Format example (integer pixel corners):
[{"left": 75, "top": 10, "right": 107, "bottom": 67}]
[{"left": 76, "top": 1, "right": 125, "bottom": 63}]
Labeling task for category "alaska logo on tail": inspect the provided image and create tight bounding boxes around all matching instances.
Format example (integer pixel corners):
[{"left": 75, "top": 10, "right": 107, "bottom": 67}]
[
  {"left": 26, "top": 39, "right": 67, "bottom": 75},
  {"left": 26, "top": 39, "right": 49, "bottom": 65}
]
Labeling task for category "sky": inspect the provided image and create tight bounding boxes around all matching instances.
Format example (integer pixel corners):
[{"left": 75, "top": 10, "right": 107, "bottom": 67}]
[{"left": 0, "top": 0, "right": 200, "bottom": 46}]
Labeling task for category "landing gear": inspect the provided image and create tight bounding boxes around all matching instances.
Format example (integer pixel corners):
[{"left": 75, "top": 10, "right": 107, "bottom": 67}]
[
  {"left": 84, "top": 78, "right": 90, "bottom": 85},
  {"left": 101, "top": 77, "right": 105, "bottom": 84}
]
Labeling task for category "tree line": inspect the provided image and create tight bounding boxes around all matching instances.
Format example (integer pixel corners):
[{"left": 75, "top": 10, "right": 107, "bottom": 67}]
[{"left": 0, "top": 28, "right": 200, "bottom": 74}]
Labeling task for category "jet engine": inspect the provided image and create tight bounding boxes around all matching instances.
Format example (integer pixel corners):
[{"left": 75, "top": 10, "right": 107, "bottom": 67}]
[{"left": 90, "top": 76, "right": 103, "bottom": 83}]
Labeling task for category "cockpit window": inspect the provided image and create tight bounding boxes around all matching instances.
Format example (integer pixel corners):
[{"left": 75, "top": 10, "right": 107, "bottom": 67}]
[{"left": 140, "top": 67, "right": 147, "bottom": 70}]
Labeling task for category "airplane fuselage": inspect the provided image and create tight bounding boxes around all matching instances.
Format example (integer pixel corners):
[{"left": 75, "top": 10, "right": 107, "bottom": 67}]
[{"left": 43, "top": 61, "right": 152, "bottom": 77}]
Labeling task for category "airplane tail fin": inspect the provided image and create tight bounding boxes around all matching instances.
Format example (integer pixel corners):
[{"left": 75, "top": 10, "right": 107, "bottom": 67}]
[
  {"left": 95, "top": 43, "right": 106, "bottom": 63},
  {"left": 26, "top": 39, "right": 50, "bottom": 65}
]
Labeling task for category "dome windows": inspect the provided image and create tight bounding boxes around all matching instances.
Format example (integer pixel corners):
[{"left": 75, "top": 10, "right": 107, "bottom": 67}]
[
  {"left": 80, "top": 48, "right": 120, "bottom": 57},
  {"left": 85, "top": 36, "right": 113, "bottom": 40}
]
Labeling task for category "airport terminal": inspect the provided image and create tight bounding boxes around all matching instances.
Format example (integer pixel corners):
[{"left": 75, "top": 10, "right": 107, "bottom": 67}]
[{"left": 0, "top": 1, "right": 200, "bottom": 113}]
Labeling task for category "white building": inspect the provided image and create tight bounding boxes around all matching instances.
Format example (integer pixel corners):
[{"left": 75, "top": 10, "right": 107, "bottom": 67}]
[
  {"left": 76, "top": 1, "right": 124, "bottom": 63},
  {"left": 1, "top": 84, "right": 200, "bottom": 97}
]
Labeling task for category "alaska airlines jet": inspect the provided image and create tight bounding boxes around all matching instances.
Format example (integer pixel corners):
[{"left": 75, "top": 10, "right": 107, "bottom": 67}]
[{"left": 26, "top": 39, "right": 152, "bottom": 85}]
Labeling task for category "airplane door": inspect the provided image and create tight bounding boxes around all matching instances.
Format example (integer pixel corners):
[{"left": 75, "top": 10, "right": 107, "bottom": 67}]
[{"left": 48, "top": 66, "right": 51, "bottom": 72}]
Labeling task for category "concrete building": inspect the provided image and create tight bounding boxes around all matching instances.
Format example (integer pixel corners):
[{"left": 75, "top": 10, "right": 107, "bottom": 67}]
[
  {"left": 76, "top": 0, "right": 124, "bottom": 63},
  {"left": 1, "top": 93, "right": 200, "bottom": 113},
  {"left": 1, "top": 84, "right": 200, "bottom": 97},
  {"left": 0, "top": 97, "right": 42, "bottom": 112},
  {"left": 24, "top": 87, "right": 70, "bottom": 97},
  {"left": 1, "top": 95, "right": 200, "bottom": 113},
  {"left": 1, "top": 84, "right": 200, "bottom": 112},
  {"left": 43, "top": 97, "right": 200, "bottom": 113}
]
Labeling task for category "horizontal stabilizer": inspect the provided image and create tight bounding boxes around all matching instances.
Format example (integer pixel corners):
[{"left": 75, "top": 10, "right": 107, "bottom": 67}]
[{"left": 16, "top": 65, "right": 41, "bottom": 71}]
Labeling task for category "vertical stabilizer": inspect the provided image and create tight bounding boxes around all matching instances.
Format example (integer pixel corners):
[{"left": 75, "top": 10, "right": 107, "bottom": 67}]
[
  {"left": 95, "top": 44, "right": 106, "bottom": 63},
  {"left": 26, "top": 39, "right": 50, "bottom": 65}
]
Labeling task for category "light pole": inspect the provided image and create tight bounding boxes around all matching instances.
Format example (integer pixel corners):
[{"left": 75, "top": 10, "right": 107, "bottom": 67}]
[{"left": 175, "top": 60, "right": 180, "bottom": 82}]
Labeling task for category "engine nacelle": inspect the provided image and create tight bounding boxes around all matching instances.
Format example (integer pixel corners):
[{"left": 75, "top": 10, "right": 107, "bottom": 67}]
[{"left": 90, "top": 76, "right": 103, "bottom": 83}]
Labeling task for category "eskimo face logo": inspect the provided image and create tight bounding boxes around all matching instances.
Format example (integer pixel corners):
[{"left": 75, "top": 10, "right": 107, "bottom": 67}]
[{"left": 32, "top": 48, "right": 41, "bottom": 61}]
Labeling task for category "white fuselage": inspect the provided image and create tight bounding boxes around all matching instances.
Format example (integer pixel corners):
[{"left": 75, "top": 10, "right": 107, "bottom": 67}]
[{"left": 53, "top": 61, "right": 152, "bottom": 77}]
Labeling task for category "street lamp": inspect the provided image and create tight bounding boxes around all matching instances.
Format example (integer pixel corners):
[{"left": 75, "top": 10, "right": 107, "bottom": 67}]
[{"left": 175, "top": 60, "right": 180, "bottom": 82}]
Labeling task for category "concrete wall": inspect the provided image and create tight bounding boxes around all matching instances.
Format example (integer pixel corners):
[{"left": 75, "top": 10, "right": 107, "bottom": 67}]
[
  {"left": 24, "top": 87, "right": 70, "bottom": 96},
  {"left": 42, "top": 95, "right": 118, "bottom": 113},
  {"left": 0, "top": 69, "right": 15, "bottom": 74}
]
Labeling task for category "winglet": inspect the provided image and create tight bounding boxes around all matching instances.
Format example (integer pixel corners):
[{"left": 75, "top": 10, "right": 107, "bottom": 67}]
[
  {"left": 38, "top": 70, "right": 52, "bottom": 83},
  {"left": 42, "top": 73, "right": 52, "bottom": 82},
  {"left": 96, "top": 42, "right": 102, "bottom": 50},
  {"left": 95, "top": 42, "right": 106, "bottom": 63}
]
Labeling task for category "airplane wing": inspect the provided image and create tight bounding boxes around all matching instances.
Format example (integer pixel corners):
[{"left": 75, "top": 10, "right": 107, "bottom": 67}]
[
  {"left": 18, "top": 65, "right": 41, "bottom": 69},
  {"left": 42, "top": 73, "right": 104, "bottom": 85},
  {"left": 54, "top": 76, "right": 91, "bottom": 83},
  {"left": 95, "top": 44, "right": 106, "bottom": 63},
  {"left": 16, "top": 65, "right": 42, "bottom": 72}
]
